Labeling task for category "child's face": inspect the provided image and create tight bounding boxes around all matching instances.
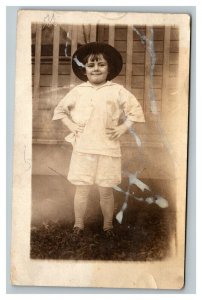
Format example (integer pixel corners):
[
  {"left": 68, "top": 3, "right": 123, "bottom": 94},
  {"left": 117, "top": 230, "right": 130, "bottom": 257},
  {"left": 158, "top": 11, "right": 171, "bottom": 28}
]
[{"left": 85, "top": 54, "right": 108, "bottom": 85}]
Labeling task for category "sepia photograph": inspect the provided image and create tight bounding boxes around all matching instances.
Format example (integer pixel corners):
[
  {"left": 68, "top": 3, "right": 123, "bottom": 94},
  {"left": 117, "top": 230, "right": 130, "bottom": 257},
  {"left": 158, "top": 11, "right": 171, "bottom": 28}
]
[{"left": 11, "top": 10, "right": 190, "bottom": 288}]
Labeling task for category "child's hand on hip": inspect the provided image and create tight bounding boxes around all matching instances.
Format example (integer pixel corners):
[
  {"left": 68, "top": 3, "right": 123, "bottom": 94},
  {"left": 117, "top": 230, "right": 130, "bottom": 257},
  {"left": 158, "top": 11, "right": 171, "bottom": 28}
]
[
  {"left": 62, "top": 117, "right": 85, "bottom": 134},
  {"left": 106, "top": 124, "right": 128, "bottom": 140},
  {"left": 68, "top": 122, "right": 85, "bottom": 134}
]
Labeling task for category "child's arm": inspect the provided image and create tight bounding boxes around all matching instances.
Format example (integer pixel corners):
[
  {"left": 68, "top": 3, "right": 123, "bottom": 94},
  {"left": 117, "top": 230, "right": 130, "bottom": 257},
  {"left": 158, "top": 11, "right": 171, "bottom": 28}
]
[
  {"left": 107, "top": 86, "right": 145, "bottom": 140},
  {"left": 52, "top": 88, "right": 84, "bottom": 133},
  {"left": 106, "top": 120, "right": 133, "bottom": 140},
  {"left": 61, "top": 116, "right": 84, "bottom": 134}
]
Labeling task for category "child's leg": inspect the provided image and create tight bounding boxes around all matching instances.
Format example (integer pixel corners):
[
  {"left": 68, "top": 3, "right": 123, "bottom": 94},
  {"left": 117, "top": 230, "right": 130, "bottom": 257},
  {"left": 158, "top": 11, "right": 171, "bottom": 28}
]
[
  {"left": 74, "top": 185, "right": 90, "bottom": 230},
  {"left": 98, "top": 186, "right": 114, "bottom": 231}
]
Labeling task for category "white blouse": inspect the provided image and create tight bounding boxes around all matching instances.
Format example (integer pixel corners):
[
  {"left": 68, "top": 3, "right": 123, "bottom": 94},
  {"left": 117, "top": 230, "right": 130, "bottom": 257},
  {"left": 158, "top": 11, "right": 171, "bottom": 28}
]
[{"left": 53, "top": 81, "right": 145, "bottom": 157}]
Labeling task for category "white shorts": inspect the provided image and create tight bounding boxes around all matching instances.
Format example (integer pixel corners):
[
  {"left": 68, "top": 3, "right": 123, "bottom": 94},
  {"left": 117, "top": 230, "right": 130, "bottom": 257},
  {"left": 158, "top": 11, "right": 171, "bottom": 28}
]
[{"left": 68, "top": 152, "right": 121, "bottom": 187}]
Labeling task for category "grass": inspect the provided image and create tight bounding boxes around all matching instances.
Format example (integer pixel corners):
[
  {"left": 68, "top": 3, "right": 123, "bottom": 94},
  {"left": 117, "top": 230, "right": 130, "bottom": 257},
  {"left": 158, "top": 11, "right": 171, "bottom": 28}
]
[{"left": 30, "top": 201, "right": 174, "bottom": 261}]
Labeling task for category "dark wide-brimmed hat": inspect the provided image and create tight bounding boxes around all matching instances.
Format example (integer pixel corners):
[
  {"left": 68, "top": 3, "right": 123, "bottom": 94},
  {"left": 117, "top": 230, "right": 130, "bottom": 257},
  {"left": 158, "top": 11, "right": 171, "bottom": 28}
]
[{"left": 72, "top": 42, "right": 123, "bottom": 81}]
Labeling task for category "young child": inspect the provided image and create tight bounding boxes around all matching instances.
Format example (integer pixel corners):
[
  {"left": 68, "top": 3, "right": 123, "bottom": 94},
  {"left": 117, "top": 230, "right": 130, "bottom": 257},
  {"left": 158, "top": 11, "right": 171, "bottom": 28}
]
[{"left": 52, "top": 42, "right": 145, "bottom": 237}]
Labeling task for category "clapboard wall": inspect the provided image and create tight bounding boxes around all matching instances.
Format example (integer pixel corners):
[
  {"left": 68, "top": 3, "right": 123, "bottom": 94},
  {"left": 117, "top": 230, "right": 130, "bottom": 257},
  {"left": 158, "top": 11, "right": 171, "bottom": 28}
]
[
  {"left": 31, "top": 24, "right": 181, "bottom": 181},
  {"left": 32, "top": 24, "right": 179, "bottom": 145}
]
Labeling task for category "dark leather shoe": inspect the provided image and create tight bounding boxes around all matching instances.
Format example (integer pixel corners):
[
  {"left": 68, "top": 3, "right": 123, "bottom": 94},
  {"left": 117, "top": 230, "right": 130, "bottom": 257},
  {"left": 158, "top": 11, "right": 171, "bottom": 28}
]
[
  {"left": 72, "top": 227, "right": 84, "bottom": 236},
  {"left": 104, "top": 229, "right": 115, "bottom": 239}
]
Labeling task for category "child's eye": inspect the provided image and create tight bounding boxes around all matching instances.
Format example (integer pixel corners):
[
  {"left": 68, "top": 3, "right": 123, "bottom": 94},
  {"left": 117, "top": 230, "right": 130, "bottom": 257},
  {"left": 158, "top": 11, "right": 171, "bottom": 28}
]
[{"left": 86, "top": 63, "right": 94, "bottom": 67}]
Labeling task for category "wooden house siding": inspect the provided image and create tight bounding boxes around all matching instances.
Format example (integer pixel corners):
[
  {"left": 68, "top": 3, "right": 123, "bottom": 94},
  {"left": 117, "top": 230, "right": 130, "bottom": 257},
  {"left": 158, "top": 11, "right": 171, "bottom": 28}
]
[{"left": 32, "top": 24, "right": 179, "bottom": 146}]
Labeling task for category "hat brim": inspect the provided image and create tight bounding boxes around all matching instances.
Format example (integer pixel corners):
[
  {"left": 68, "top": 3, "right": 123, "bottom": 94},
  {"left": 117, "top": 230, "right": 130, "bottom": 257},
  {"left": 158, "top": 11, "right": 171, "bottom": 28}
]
[{"left": 72, "top": 42, "right": 123, "bottom": 81}]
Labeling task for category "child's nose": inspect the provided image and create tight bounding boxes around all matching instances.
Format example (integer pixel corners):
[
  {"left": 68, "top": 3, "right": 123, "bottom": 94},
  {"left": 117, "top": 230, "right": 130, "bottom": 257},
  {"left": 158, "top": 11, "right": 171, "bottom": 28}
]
[{"left": 93, "top": 63, "right": 99, "bottom": 70}]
